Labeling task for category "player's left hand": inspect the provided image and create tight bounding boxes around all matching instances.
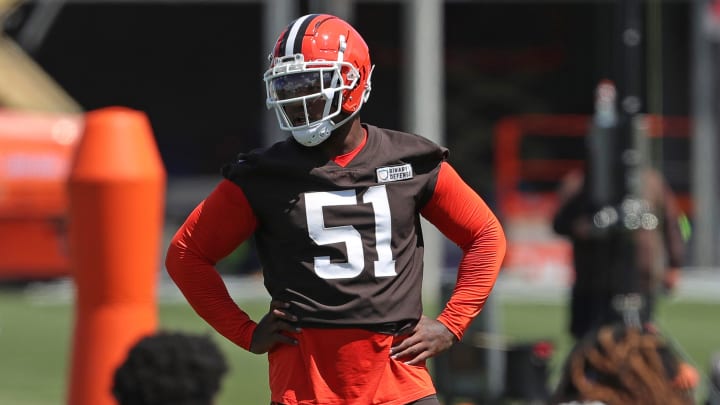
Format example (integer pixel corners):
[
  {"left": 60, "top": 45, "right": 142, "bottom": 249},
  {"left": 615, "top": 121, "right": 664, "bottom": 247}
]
[
  {"left": 389, "top": 315, "right": 456, "bottom": 365},
  {"left": 249, "top": 300, "right": 300, "bottom": 354}
]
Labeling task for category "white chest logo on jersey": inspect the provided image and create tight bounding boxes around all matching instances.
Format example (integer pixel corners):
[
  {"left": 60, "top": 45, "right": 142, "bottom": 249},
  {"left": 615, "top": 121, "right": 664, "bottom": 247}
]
[{"left": 376, "top": 164, "right": 413, "bottom": 183}]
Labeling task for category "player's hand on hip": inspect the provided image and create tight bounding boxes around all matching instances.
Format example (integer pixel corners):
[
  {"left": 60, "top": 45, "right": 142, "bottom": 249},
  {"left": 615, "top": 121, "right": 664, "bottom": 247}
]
[
  {"left": 249, "top": 300, "right": 300, "bottom": 354},
  {"left": 389, "top": 315, "right": 456, "bottom": 365}
]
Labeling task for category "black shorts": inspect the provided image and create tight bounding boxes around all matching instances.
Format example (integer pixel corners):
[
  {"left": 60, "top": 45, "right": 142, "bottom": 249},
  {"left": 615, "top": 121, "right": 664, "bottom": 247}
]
[{"left": 570, "top": 290, "right": 654, "bottom": 340}]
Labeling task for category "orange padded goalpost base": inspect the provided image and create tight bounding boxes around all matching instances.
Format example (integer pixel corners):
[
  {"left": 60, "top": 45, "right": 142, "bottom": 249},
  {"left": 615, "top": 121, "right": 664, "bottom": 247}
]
[{"left": 66, "top": 107, "right": 166, "bottom": 405}]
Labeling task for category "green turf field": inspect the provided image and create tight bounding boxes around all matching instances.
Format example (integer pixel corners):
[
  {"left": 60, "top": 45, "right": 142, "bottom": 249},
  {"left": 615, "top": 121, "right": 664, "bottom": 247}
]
[{"left": 0, "top": 285, "right": 717, "bottom": 405}]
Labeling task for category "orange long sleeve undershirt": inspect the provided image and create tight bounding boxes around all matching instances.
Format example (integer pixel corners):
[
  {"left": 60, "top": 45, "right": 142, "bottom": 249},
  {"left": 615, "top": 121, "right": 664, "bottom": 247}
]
[
  {"left": 165, "top": 161, "right": 505, "bottom": 349},
  {"left": 166, "top": 180, "right": 259, "bottom": 349},
  {"left": 421, "top": 163, "right": 506, "bottom": 340}
]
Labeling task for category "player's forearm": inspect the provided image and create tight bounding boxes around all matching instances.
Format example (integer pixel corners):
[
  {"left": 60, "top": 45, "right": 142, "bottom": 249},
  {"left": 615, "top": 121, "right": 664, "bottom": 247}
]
[
  {"left": 166, "top": 242, "right": 257, "bottom": 350},
  {"left": 165, "top": 180, "right": 260, "bottom": 350},
  {"left": 437, "top": 216, "right": 505, "bottom": 340},
  {"left": 420, "top": 162, "right": 506, "bottom": 340}
]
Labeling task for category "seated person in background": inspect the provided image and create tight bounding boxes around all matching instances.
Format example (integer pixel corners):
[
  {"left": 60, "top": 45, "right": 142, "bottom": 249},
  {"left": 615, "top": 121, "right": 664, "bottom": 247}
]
[
  {"left": 550, "top": 324, "right": 698, "bottom": 405},
  {"left": 112, "top": 331, "right": 229, "bottom": 405}
]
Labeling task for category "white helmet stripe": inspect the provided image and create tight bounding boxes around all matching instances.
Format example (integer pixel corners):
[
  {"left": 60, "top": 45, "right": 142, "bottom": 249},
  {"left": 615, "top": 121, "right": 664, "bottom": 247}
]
[{"left": 284, "top": 14, "right": 314, "bottom": 56}]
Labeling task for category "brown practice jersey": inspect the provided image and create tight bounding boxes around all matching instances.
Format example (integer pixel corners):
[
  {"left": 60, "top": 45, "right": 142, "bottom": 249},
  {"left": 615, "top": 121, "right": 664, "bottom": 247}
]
[
  {"left": 222, "top": 124, "right": 448, "bottom": 331},
  {"left": 166, "top": 123, "right": 506, "bottom": 404}
]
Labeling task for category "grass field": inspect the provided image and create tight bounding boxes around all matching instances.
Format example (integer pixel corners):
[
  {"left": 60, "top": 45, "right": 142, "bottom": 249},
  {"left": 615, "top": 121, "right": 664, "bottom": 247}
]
[{"left": 0, "top": 283, "right": 717, "bottom": 405}]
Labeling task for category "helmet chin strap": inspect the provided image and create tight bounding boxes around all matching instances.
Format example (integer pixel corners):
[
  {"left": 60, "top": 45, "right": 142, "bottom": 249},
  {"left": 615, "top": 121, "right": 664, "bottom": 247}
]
[
  {"left": 291, "top": 106, "right": 361, "bottom": 147},
  {"left": 291, "top": 120, "right": 334, "bottom": 147}
]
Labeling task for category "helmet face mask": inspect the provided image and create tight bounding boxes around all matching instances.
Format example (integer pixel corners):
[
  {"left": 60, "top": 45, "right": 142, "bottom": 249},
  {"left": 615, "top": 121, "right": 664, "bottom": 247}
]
[
  {"left": 263, "top": 14, "right": 373, "bottom": 147},
  {"left": 265, "top": 56, "right": 354, "bottom": 136}
]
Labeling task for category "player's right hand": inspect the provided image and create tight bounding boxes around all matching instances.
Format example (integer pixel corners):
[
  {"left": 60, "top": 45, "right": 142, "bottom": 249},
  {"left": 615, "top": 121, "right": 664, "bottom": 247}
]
[{"left": 249, "top": 300, "right": 301, "bottom": 354}]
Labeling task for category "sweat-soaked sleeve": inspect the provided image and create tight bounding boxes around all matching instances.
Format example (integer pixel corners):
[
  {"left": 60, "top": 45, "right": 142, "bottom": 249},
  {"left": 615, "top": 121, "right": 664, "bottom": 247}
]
[
  {"left": 420, "top": 162, "right": 507, "bottom": 341},
  {"left": 165, "top": 179, "right": 259, "bottom": 350}
]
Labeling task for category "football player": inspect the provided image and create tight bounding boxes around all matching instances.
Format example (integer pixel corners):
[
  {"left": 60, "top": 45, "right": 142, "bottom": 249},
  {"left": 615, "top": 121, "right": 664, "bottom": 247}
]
[{"left": 166, "top": 14, "right": 506, "bottom": 405}]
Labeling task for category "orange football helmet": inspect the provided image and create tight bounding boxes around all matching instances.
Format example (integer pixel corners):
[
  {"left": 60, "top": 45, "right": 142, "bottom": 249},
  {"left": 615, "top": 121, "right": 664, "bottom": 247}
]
[{"left": 264, "top": 14, "right": 374, "bottom": 146}]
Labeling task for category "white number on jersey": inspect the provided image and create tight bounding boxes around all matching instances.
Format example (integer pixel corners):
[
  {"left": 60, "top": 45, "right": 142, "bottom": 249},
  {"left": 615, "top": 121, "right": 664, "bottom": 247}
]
[{"left": 304, "top": 185, "right": 397, "bottom": 279}]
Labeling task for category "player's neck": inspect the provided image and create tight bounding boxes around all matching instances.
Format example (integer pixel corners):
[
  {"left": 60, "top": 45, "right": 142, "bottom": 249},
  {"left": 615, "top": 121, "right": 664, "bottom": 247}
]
[{"left": 319, "top": 118, "right": 364, "bottom": 158}]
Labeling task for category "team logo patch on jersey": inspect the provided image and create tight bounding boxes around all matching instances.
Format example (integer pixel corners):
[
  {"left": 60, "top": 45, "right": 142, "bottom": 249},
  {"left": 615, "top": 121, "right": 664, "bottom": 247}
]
[{"left": 376, "top": 163, "right": 413, "bottom": 183}]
